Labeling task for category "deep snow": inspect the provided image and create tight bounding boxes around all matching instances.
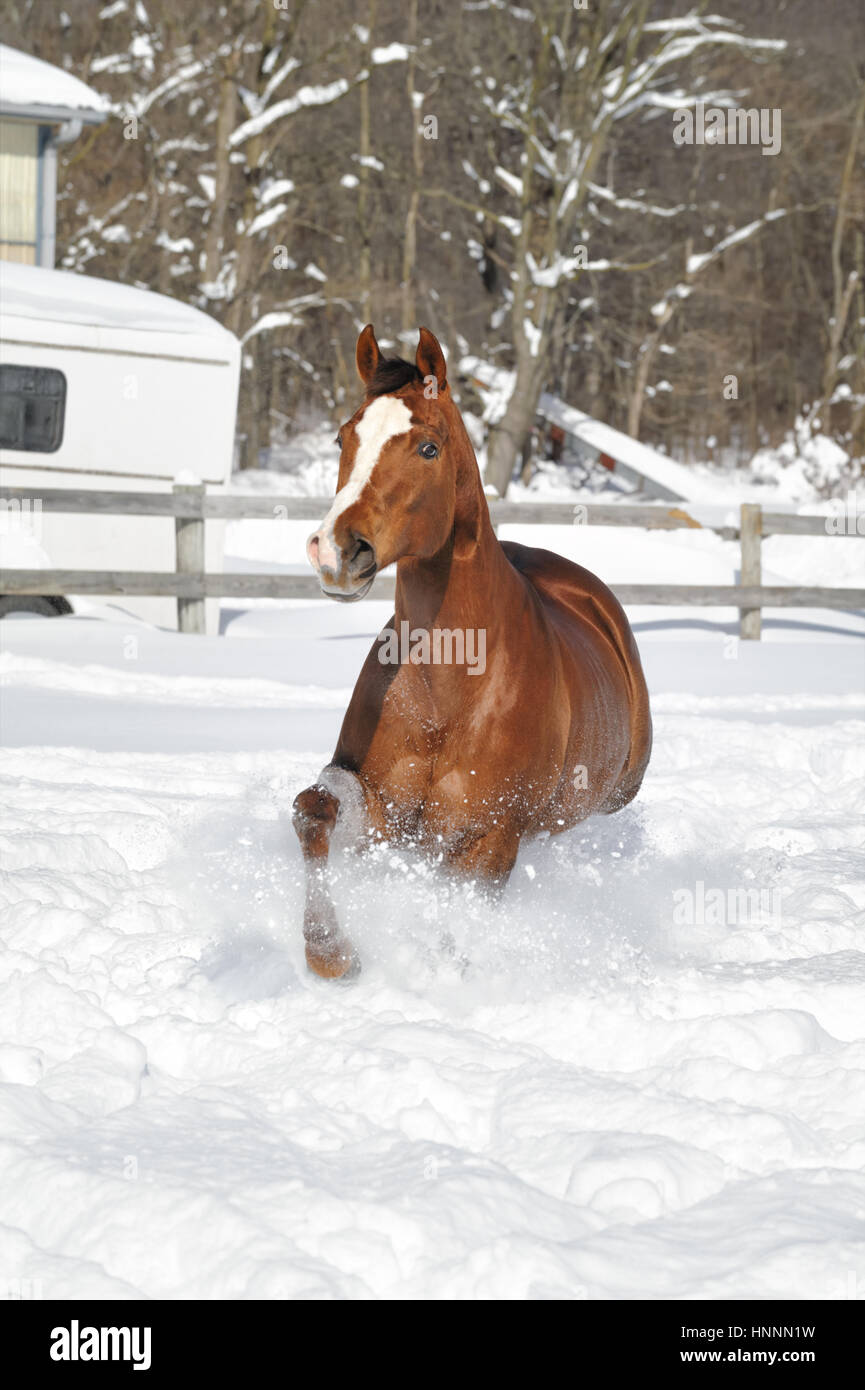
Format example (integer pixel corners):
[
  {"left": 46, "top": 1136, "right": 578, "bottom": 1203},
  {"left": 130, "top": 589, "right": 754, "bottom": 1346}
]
[{"left": 1, "top": 441, "right": 863, "bottom": 1300}]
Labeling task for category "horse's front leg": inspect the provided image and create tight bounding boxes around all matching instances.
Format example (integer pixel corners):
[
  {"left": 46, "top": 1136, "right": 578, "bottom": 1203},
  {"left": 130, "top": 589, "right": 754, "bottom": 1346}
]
[
  {"left": 291, "top": 765, "right": 374, "bottom": 980},
  {"left": 444, "top": 822, "right": 521, "bottom": 889}
]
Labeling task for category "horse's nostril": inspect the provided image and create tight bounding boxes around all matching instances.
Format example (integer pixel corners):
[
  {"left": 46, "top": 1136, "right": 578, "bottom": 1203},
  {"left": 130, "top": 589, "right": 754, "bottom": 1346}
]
[{"left": 349, "top": 535, "right": 376, "bottom": 577}]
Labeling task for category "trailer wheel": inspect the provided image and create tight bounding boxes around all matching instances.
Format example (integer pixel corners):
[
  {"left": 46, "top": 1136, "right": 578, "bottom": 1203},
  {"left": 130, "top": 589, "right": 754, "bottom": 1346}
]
[{"left": 0, "top": 595, "right": 73, "bottom": 619}]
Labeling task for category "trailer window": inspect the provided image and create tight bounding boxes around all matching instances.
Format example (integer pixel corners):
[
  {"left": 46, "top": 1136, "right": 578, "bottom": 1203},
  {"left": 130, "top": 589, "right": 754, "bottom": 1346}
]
[{"left": 0, "top": 365, "right": 66, "bottom": 452}]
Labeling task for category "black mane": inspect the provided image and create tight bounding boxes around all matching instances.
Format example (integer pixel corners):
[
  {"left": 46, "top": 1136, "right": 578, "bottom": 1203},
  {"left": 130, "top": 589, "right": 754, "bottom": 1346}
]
[{"left": 366, "top": 356, "right": 422, "bottom": 397}]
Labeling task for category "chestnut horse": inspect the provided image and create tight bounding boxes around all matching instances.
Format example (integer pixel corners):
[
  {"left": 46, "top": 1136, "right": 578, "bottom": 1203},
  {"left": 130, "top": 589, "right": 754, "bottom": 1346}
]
[{"left": 293, "top": 325, "right": 652, "bottom": 978}]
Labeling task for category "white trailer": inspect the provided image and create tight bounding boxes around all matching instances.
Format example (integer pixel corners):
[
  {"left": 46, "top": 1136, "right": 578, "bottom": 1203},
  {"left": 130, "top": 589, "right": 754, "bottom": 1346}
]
[{"left": 0, "top": 262, "right": 241, "bottom": 632}]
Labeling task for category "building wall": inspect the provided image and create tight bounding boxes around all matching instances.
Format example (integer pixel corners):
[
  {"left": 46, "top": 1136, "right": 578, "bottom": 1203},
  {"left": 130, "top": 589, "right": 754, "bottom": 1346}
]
[{"left": 0, "top": 119, "right": 40, "bottom": 264}]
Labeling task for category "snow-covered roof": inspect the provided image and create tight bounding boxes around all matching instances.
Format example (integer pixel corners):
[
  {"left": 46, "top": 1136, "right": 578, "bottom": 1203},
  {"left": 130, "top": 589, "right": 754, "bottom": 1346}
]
[
  {"left": 0, "top": 262, "right": 236, "bottom": 342},
  {"left": 0, "top": 43, "right": 108, "bottom": 122}
]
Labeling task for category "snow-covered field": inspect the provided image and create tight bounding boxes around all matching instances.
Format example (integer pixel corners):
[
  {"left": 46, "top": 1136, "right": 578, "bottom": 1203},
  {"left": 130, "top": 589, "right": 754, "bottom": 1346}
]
[{"left": 1, "top": 440, "right": 863, "bottom": 1301}]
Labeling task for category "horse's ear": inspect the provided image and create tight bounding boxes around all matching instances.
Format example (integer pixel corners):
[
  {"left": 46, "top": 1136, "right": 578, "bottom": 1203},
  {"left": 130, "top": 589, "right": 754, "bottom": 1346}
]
[
  {"left": 416, "top": 326, "right": 448, "bottom": 393},
  {"left": 356, "top": 324, "right": 383, "bottom": 387}
]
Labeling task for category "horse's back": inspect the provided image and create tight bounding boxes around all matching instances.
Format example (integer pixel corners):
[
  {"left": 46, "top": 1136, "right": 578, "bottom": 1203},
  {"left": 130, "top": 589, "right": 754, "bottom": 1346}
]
[{"left": 501, "top": 539, "right": 652, "bottom": 807}]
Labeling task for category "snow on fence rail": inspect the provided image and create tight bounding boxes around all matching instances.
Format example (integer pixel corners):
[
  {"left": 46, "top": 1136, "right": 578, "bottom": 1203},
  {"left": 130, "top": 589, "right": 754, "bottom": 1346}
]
[{"left": 1, "top": 484, "right": 862, "bottom": 641}]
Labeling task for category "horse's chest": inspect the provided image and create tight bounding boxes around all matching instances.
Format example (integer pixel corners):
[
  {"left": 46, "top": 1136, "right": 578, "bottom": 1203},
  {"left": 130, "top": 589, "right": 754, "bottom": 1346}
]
[{"left": 372, "top": 665, "right": 554, "bottom": 822}]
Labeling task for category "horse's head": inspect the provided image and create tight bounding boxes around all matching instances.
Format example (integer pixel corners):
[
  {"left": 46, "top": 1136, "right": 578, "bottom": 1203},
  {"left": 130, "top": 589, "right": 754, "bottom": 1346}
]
[{"left": 307, "top": 324, "right": 460, "bottom": 601}]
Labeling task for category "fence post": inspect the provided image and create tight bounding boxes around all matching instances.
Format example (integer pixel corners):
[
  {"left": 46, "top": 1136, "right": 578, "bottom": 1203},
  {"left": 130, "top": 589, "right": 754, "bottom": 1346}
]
[
  {"left": 173, "top": 480, "right": 206, "bottom": 635},
  {"left": 740, "top": 502, "right": 762, "bottom": 641}
]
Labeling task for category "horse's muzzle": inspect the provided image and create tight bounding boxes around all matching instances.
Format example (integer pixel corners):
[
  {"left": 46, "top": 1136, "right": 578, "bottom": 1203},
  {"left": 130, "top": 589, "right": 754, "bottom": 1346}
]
[{"left": 307, "top": 530, "right": 377, "bottom": 601}]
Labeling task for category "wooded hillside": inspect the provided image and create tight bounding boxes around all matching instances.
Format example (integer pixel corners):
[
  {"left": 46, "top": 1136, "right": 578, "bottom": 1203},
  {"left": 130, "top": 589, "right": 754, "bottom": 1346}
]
[{"left": 3, "top": 0, "right": 862, "bottom": 488}]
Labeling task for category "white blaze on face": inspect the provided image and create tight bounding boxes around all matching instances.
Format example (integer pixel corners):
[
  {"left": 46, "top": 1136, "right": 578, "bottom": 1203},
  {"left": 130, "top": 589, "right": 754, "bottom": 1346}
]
[{"left": 315, "top": 395, "right": 413, "bottom": 571}]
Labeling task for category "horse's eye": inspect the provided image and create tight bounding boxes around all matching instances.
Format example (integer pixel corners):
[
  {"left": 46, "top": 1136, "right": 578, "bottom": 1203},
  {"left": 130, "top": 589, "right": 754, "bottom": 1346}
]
[
  {"left": 335, "top": 435, "right": 343, "bottom": 449},
  {"left": 418, "top": 442, "right": 438, "bottom": 459}
]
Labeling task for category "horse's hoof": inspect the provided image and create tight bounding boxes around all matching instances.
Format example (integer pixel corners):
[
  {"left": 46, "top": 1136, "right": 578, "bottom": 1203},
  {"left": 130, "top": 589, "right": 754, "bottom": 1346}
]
[
  {"left": 305, "top": 942, "right": 361, "bottom": 981},
  {"left": 439, "top": 932, "right": 471, "bottom": 977}
]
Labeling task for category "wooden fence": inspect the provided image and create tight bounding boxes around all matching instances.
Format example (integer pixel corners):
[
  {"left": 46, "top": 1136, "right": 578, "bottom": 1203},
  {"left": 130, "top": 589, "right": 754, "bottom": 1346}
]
[{"left": 1, "top": 484, "right": 862, "bottom": 640}]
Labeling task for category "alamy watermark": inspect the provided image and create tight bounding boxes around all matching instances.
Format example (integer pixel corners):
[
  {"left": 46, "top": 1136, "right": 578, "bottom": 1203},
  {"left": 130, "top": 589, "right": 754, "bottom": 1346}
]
[
  {"left": 50, "top": 1321, "right": 151, "bottom": 1372},
  {"left": 673, "top": 102, "right": 782, "bottom": 157},
  {"left": 824, "top": 490, "right": 864, "bottom": 536},
  {"left": 0, "top": 496, "right": 42, "bottom": 542},
  {"left": 673, "top": 880, "right": 782, "bottom": 928},
  {"left": 378, "top": 621, "right": 486, "bottom": 675}
]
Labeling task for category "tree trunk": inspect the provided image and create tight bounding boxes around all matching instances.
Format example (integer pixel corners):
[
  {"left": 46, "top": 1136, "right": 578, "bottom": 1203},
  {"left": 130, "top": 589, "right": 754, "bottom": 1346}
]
[
  {"left": 851, "top": 228, "right": 865, "bottom": 461},
  {"left": 485, "top": 349, "right": 546, "bottom": 495},
  {"left": 243, "top": 336, "right": 262, "bottom": 471},
  {"left": 357, "top": 0, "right": 377, "bottom": 324},
  {"left": 400, "top": 0, "right": 420, "bottom": 334},
  {"left": 203, "top": 49, "right": 239, "bottom": 289},
  {"left": 815, "top": 79, "right": 865, "bottom": 427}
]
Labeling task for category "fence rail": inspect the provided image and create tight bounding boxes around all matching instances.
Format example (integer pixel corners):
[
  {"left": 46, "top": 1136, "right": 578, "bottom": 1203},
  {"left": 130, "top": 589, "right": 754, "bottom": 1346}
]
[
  {"left": 0, "top": 484, "right": 853, "bottom": 534},
  {"left": 4, "top": 570, "right": 862, "bottom": 610},
  {"left": 1, "top": 484, "right": 862, "bottom": 640}
]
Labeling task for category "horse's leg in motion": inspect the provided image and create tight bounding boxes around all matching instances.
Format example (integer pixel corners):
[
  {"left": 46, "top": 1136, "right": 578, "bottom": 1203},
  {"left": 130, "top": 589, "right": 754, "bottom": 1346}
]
[
  {"left": 292, "top": 766, "right": 371, "bottom": 979},
  {"left": 446, "top": 823, "right": 521, "bottom": 892}
]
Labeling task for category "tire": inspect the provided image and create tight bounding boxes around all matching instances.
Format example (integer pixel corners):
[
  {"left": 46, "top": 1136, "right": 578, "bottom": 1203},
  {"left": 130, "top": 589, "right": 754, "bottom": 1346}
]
[{"left": 0, "top": 594, "right": 73, "bottom": 619}]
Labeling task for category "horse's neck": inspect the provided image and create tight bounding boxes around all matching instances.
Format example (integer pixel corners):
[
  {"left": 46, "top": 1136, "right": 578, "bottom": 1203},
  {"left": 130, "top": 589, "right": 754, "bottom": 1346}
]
[{"left": 395, "top": 407, "right": 515, "bottom": 630}]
